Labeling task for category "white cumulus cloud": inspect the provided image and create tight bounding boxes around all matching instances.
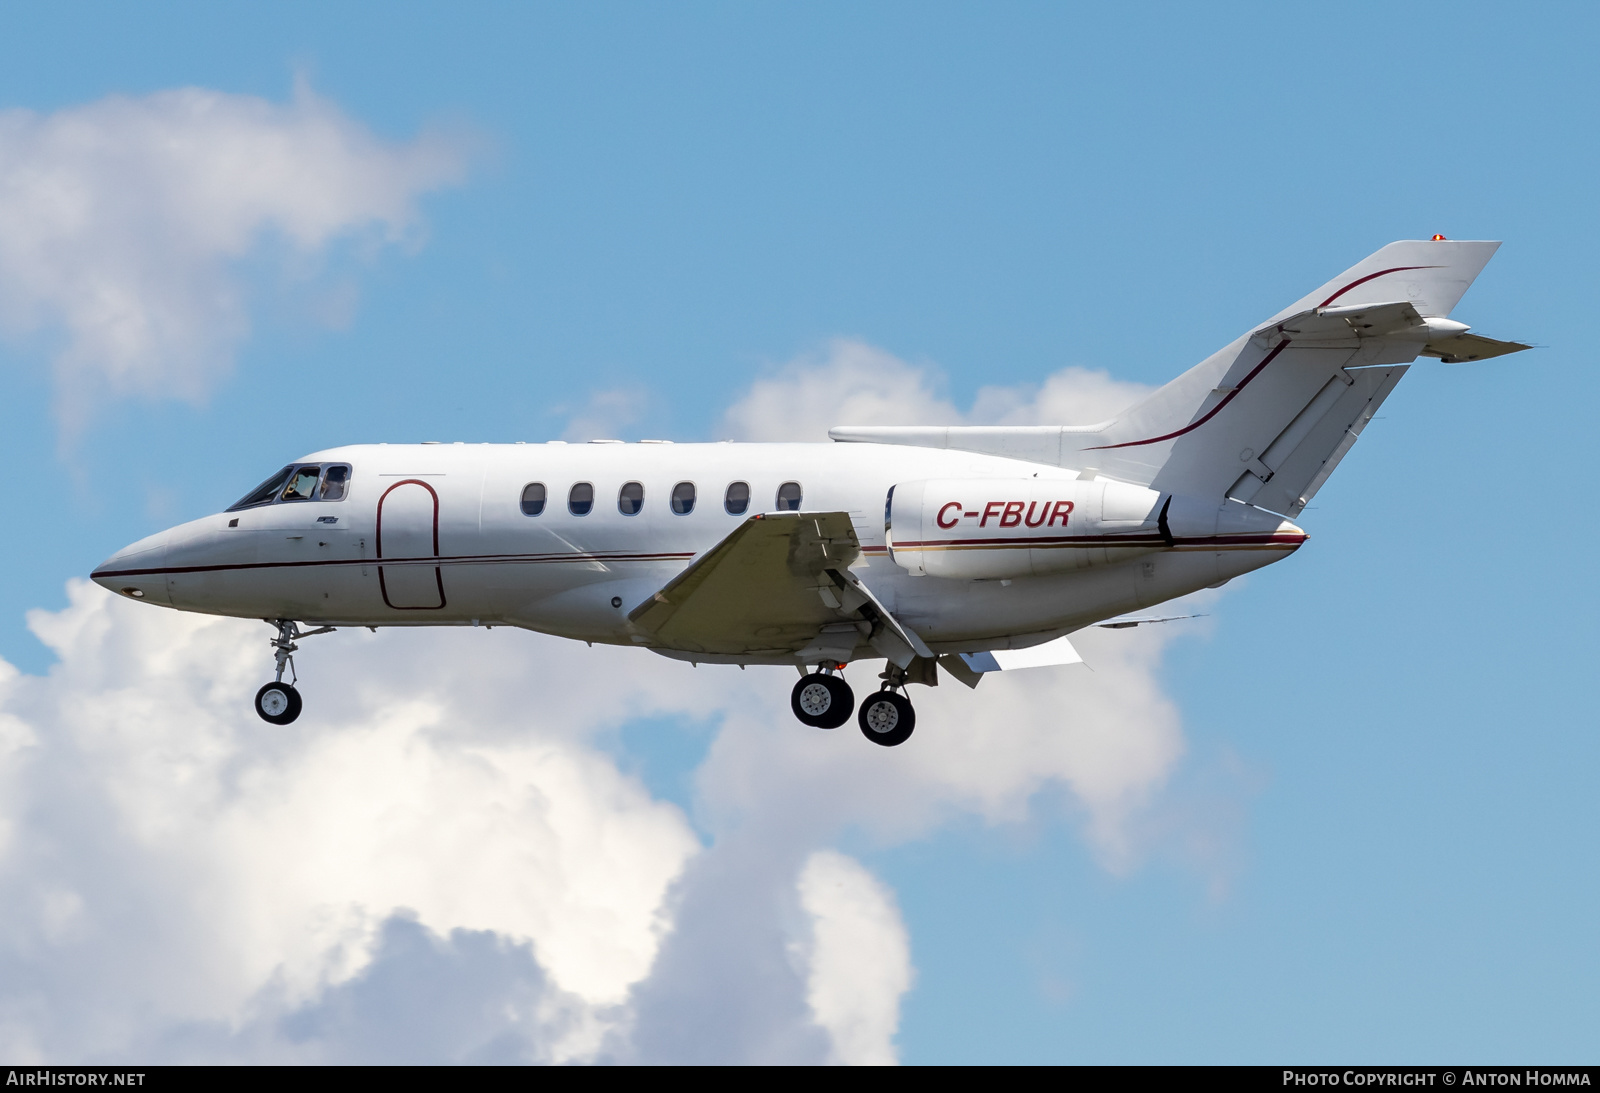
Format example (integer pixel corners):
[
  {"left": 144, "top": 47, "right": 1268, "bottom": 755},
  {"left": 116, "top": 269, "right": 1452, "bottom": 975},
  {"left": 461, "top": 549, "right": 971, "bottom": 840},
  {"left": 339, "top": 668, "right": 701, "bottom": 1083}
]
[
  {"left": 720, "top": 337, "right": 1152, "bottom": 442},
  {"left": 796, "top": 850, "right": 913, "bottom": 1066},
  {"left": 0, "top": 328, "right": 1209, "bottom": 1060},
  {"left": 0, "top": 582, "right": 699, "bottom": 1061},
  {"left": 0, "top": 80, "right": 468, "bottom": 432}
]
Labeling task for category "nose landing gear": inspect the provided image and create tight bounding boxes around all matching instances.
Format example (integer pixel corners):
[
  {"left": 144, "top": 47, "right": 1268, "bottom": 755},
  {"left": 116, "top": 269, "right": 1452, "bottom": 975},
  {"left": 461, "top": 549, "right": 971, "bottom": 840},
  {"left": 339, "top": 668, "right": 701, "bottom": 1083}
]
[
  {"left": 791, "top": 664, "right": 855, "bottom": 729},
  {"left": 254, "top": 619, "right": 334, "bottom": 725}
]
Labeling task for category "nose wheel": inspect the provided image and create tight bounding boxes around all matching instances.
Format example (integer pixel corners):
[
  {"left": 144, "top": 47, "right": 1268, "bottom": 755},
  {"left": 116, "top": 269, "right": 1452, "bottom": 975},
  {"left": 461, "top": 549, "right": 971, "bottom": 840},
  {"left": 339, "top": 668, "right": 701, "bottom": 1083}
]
[
  {"left": 255, "top": 681, "right": 302, "bottom": 725},
  {"left": 791, "top": 668, "right": 854, "bottom": 729},
  {"left": 254, "top": 619, "right": 334, "bottom": 725}
]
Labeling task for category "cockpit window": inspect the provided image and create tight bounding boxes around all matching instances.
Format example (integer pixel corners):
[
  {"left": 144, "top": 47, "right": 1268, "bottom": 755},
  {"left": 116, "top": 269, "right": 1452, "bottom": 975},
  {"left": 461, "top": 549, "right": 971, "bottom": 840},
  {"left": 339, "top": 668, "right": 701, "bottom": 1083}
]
[
  {"left": 227, "top": 466, "right": 295, "bottom": 511},
  {"left": 319, "top": 465, "right": 350, "bottom": 501},
  {"left": 227, "top": 463, "right": 352, "bottom": 511},
  {"left": 281, "top": 466, "right": 322, "bottom": 502}
]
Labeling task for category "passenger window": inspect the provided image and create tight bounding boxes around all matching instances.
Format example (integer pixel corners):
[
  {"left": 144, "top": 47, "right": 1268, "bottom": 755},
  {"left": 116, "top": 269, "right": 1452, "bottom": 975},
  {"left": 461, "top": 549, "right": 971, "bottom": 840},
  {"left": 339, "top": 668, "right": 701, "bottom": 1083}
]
[
  {"left": 521, "top": 483, "right": 547, "bottom": 516},
  {"left": 319, "top": 465, "right": 350, "bottom": 501},
  {"left": 228, "top": 466, "right": 294, "bottom": 511},
  {"left": 724, "top": 481, "right": 750, "bottom": 515},
  {"left": 281, "top": 465, "right": 322, "bottom": 502},
  {"left": 776, "top": 481, "right": 802, "bottom": 511},
  {"left": 619, "top": 481, "right": 644, "bottom": 515},
  {"left": 569, "top": 482, "right": 594, "bottom": 516},
  {"left": 671, "top": 482, "right": 696, "bottom": 515}
]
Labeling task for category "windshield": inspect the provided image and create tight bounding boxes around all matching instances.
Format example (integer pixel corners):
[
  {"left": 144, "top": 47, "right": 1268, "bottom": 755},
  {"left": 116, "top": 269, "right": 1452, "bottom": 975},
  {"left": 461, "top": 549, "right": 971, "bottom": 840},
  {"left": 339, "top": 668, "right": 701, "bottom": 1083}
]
[
  {"left": 226, "top": 463, "right": 353, "bottom": 511},
  {"left": 280, "top": 466, "right": 321, "bottom": 502},
  {"left": 227, "top": 466, "right": 295, "bottom": 511}
]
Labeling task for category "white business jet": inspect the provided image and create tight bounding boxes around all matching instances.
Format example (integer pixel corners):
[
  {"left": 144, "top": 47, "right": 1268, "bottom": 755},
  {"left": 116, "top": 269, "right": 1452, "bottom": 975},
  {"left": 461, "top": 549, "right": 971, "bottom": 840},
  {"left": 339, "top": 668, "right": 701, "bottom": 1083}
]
[{"left": 92, "top": 239, "right": 1527, "bottom": 746}]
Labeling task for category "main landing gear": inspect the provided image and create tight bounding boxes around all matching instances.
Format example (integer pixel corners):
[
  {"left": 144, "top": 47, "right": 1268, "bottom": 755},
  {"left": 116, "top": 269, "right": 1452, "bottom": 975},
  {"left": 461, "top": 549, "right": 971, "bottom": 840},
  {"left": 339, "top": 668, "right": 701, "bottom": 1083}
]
[
  {"left": 858, "top": 663, "right": 916, "bottom": 747},
  {"left": 254, "top": 619, "right": 334, "bottom": 725},
  {"left": 790, "top": 662, "right": 917, "bottom": 746},
  {"left": 791, "top": 665, "right": 854, "bottom": 729},
  {"left": 858, "top": 688, "right": 915, "bottom": 748}
]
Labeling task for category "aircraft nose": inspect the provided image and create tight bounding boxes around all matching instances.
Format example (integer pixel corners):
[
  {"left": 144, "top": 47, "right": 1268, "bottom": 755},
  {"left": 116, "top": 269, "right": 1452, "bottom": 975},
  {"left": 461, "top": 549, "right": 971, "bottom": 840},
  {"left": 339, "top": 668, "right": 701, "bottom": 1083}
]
[{"left": 91, "top": 530, "right": 172, "bottom": 606}]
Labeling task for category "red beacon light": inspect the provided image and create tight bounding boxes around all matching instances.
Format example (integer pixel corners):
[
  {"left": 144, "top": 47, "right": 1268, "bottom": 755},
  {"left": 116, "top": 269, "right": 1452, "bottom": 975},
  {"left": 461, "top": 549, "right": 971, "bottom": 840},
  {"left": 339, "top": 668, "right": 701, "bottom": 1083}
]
[{"left": 1432, "top": 234, "right": 1448, "bottom": 240}]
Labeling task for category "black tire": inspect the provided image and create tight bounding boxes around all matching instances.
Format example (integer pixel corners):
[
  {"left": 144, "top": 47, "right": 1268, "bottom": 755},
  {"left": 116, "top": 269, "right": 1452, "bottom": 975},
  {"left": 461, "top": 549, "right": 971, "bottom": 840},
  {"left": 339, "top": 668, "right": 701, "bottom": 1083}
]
[
  {"left": 790, "top": 673, "right": 854, "bottom": 729},
  {"left": 255, "top": 682, "right": 303, "bottom": 725},
  {"left": 858, "top": 690, "right": 915, "bottom": 747}
]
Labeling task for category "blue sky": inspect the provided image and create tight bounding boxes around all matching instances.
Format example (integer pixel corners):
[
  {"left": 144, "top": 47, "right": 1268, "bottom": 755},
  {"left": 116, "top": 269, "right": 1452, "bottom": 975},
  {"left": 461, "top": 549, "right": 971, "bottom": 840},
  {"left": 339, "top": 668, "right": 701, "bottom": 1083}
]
[{"left": 0, "top": 1, "right": 1594, "bottom": 1064}]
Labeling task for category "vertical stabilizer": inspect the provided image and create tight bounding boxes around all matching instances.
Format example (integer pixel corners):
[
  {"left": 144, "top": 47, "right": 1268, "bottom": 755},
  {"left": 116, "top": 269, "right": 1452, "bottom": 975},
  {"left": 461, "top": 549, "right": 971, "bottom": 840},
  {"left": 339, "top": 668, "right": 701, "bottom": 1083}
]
[
  {"left": 830, "top": 240, "right": 1520, "bottom": 514},
  {"left": 1063, "top": 240, "right": 1504, "bottom": 509}
]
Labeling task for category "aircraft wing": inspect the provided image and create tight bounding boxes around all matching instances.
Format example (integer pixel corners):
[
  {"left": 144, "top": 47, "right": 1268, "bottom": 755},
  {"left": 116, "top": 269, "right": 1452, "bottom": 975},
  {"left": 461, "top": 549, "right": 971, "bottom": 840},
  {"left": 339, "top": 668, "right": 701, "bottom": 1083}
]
[{"left": 628, "top": 511, "right": 933, "bottom": 667}]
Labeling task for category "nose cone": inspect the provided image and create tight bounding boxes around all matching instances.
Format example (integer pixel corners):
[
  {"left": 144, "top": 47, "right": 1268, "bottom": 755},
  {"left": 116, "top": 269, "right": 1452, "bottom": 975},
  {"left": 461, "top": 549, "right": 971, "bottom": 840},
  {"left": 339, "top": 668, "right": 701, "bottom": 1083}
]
[{"left": 92, "top": 529, "right": 172, "bottom": 606}]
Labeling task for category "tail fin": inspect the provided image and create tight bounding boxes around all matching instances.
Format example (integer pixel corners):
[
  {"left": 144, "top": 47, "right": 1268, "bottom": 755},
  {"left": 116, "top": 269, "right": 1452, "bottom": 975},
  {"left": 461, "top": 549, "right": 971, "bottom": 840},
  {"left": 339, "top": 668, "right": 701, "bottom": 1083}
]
[
  {"left": 829, "top": 240, "right": 1525, "bottom": 515},
  {"left": 1066, "top": 239, "right": 1515, "bottom": 514}
]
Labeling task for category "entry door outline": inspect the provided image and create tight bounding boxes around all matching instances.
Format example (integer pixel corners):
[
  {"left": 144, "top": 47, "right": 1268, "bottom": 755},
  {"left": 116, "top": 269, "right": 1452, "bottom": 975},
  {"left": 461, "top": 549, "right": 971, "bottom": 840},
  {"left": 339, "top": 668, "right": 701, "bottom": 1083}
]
[{"left": 376, "top": 479, "right": 447, "bottom": 610}]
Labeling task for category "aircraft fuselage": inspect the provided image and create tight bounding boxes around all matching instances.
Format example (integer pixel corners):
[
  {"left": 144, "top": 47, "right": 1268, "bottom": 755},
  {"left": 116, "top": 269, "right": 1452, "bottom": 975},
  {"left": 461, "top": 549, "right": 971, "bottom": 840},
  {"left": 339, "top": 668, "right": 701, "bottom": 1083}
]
[{"left": 92, "top": 441, "right": 1301, "bottom": 664}]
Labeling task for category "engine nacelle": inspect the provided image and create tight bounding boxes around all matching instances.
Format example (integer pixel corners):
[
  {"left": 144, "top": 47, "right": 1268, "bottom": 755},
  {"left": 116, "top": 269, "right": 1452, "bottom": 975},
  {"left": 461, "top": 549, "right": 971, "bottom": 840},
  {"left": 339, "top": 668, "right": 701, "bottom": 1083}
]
[{"left": 887, "top": 477, "right": 1168, "bottom": 579}]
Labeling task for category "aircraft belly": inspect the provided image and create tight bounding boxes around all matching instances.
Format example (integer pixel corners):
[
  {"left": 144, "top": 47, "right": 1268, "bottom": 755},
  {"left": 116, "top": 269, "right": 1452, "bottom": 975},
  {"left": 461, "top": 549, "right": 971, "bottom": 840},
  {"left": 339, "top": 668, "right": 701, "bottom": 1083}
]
[
  {"left": 893, "top": 566, "right": 1140, "bottom": 647},
  {"left": 889, "top": 539, "right": 1295, "bottom": 650},
  {"left": 503, "top": 565, "right": 689, "bottom": 643}
]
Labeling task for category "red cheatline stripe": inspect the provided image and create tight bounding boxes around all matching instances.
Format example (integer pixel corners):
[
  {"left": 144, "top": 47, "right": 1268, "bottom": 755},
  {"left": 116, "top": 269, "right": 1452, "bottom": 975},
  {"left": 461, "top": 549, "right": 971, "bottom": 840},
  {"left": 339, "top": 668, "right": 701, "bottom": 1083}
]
[
  {"left": 1317, "top": 265, "right": 1435, "bottom": 308},
  {"left": 1086, "top": 339, "right": 1288, "bottom": 451},
  {"left": 1087, "top": 264, "right": 1438, "bottom": 452},
  {"left": 93, "top": 550, "right": 699, "bottom": 579},
  {"left": 894, "top": 535, "right": 1163, "bottom": 548},
  {"left": 895, "top": 532, "right": 1306, "bottom": 550}
]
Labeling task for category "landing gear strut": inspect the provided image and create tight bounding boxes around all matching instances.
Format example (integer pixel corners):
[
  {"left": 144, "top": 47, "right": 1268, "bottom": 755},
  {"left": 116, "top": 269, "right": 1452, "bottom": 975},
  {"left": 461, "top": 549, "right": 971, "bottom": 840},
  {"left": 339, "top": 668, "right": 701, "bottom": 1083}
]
[
  {"left": 254, "top": 619, "right": 334, "bottom": 725},
  {"left": 857, "top": 664, "right": 916, "bottom": 747},
  {"left": 791, "top": 664, "right": 854, "bottom": 729}
]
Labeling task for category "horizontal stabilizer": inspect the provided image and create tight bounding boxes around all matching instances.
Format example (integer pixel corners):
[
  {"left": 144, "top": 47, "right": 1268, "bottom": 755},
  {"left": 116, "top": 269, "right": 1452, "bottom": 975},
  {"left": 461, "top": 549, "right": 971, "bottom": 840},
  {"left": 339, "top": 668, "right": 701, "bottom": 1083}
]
[
  {"left": 1262, "top": 301, "right": 1426, "bottom": 345},
  {"left": 1420, "top": 332, "right": 1532, "bottom": 363}
]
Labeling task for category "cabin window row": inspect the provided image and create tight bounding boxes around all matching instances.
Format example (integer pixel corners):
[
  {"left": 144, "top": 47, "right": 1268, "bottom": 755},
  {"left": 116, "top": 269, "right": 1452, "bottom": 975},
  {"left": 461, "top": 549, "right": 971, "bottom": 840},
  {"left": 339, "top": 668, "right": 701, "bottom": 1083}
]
[{"left": 520, "top": 480, "right": 802, "bottom": 517}]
